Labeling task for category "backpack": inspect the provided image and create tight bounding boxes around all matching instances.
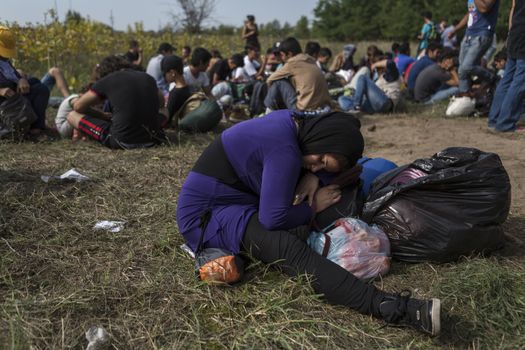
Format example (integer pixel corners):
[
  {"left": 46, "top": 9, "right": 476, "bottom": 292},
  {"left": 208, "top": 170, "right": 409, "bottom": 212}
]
[
  {"left": 0, "top": 94, "right": 37, "bottom": 140},
  {"left": 175, "top": 92, "right": 222, "bottom": 133},
  {"left": 427, "top": 22, "right": 438, "bottom": 41}
]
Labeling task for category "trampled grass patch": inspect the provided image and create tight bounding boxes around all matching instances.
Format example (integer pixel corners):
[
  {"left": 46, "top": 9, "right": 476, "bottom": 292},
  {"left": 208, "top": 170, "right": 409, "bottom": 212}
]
[{"left": 1, "top": 111, "right": 525, "bottom": 349}]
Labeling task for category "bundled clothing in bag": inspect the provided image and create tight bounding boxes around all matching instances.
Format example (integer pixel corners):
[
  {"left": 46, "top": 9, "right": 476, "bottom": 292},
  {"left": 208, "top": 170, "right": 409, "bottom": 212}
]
[
  {"left": 173, "top": 92, "right": 222, "bottom": 132},
  {"left": 308, "top": 217, "right": 391, "bottom": 280},
  {"left": 362, "top": 147, "right": 510, "bottom": 263}
]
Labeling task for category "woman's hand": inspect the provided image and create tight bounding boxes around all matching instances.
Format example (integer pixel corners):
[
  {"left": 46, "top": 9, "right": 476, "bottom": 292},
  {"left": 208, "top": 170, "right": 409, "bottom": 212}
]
[
  {"left": 313, "top": 184, "right": 341, "bottom": 213},
  {"left": 17, "top": 78, "right": 30, "bottom": 94},
  {"left": 294, "top": 172, "right": 319, "bottom": 205},
  {"left": 0, "top": 87, "right": 16, "bottom": 98}
]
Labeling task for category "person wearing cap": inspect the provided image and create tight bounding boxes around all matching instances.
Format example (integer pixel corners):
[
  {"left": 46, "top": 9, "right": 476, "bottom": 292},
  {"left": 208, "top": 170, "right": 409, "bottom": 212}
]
[
  {"left": 338, "top": 55, "right": 403, "bottom": 114},
  {"left": 176, "top": 110, "right": 442, "bottom": 336},
  {"left": 0, "top": 26, "right": 50, "bottom": 135},
  {"left": 66, "top": 55, "right": 165, "bottom": 149},
  {"left": 146, "top": 42, "right": 175, "bottom": 97},
  {"left": 265, "top": 37, "right": 335, "bottom": 112},
  {"left": 161, "top": 55, "right": 191, "bottom": 127}
]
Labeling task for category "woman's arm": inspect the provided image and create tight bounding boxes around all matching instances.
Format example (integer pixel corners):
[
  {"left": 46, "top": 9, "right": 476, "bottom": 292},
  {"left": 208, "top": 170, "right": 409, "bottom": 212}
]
[{"left": 258, "top": 147, "right": 313, "bottom": 230}]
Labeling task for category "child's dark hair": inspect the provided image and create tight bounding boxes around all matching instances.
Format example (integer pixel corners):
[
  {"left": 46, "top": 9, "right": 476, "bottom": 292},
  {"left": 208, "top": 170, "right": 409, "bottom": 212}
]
[
  {"left": 438, "top": 48, "right": 457, "bottom": 63},
  {"left": 399, "top": 42, "right": 410, "bottom": 55},
  {"left": 230, "top": 53, "right": 244, "bottom": 68},
  {"left": 279, "top": 37, "right": 302, "bottom": 56},
  {"left": 319, "top": 47, "right": 332, "bottom": 58},
  {"left": 210, "top": 49, "right": 222, "bottom": 59},
  {"left": 190, "top": 47, "right": 212, "bottom": 67},
  {"left": 95, "top": 55, "right": 142, "bottom": 80},
  {"left": 305, "top": 41, "right": 321, "bottom": 57}
]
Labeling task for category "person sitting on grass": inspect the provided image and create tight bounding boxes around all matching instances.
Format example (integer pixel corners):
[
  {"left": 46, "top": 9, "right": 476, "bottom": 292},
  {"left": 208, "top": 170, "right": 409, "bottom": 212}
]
[
  {"left": 162, "top": 55, "right": 191, "bottom": 128},
  {"left": 39, "top": 66, "right": 71, "bottom": 107},
  {"left": 491, "top": 50, "right": 507, "bottom": 80},
  {"left": 406, "top": 41, "right": 443, "bottom": 96},
  {"left": 0, "top": 26, "right": 50, "bottom": 137},
  {"left": 265, "top": 37, "right": 334, "bottom": 112},
  {"left": 209, "top": 53, "right": 245, "bottom": 105},
  {"left": 317, "top": 47, "right": 332, "bottom": 73},
  {"left": 305, "top": 41, "right": 321, "bottom": 60},
  {"left": 176, "top": 110, "right": 441, "bottom": 337},
  {"left": 338, "top": 55, "right": 403, "bottom": 115},
  {"left": 146, "top": 42, "right": 175, "bottom": 98},
  {"left": 183, "top": 47, "right": 213, "bottom": 97},
  {"left": 414, "top": 49, "right": 459, "bottom": 104},
  {"left": 66, "top": 55, "right": 165, "bottom": 149},
  {"left": 394, "top": 42, "right": 415, "bottom": 77},
  {"left": 243, "top": 44, "right": 263, "bottom": 80},
  {"left": 181, "top": 46, "right": 192, "bottom": 66}
]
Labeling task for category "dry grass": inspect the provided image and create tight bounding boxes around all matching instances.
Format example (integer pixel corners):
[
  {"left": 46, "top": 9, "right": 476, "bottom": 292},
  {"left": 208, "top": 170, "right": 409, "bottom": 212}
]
[{"left": 1, "top": 108, "right": 524, "bottom": 349}]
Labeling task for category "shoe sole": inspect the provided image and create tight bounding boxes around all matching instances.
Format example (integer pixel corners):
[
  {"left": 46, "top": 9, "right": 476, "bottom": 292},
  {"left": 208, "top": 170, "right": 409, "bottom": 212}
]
[{"left": 430, "top": 298, "right": 441, "bottom": 336}]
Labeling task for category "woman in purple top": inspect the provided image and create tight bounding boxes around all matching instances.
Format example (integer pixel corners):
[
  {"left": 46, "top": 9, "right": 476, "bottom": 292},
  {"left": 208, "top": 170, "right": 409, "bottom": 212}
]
[{"left": 176, "top": 110, "right": 441, "bottom": 335}]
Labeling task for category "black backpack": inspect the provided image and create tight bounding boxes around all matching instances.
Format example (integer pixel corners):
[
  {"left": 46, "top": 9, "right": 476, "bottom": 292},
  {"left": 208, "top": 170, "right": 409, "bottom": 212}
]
[{"left": 0, "top": 94, "right": 37, "bottom": 140}]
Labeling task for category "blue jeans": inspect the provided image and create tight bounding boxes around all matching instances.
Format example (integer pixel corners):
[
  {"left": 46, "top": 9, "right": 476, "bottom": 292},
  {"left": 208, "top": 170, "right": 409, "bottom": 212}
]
[
  {"left": 425, "top": 86, "right": 460, "bottom": 104},
  {"left": 264, "top": 79, "right": 297, "bottom": 110},
  {"left": 41, "top": 73, "right": 64, "bottom": 107},
  {"left": 338, "top": 75, "right": 391, "bottom": 114},
  {"left": 487, "top": 58, "right": 525, "bottom": 132},
  {"left": 458, "top": 35, "right": 494, "bottom": 93}
]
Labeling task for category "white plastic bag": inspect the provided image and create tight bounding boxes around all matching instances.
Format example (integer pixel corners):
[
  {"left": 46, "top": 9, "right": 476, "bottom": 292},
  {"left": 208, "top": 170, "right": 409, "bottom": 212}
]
[
  {"left": 446, "top": 96, "right": 476, "bottom": 116},
  {"left": 308, "top": 218, "right": 391, "bottom": 280}
]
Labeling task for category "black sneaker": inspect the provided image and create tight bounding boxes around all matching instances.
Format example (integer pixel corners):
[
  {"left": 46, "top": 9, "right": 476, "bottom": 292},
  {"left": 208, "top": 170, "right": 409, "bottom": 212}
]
[{"left": 379, "top": 290, "right": 441, "bottom": 336}]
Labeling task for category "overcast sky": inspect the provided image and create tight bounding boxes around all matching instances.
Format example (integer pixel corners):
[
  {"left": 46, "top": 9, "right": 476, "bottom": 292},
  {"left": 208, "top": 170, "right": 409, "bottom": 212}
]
[{"left": 1, "top": 0, "right": 319, "bottom": 30}]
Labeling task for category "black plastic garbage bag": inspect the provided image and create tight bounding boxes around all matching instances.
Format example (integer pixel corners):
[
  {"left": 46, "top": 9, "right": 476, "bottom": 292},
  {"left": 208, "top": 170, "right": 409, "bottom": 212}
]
[{"left": 362, "top": 147, "right": 511, "bottom": 263}]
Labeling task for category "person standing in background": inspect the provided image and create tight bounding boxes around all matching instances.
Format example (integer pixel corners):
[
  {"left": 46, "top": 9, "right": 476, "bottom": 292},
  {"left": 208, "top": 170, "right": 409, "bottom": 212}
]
[
  {"left": 487, "top": 0, "right": 525, "bottom": 133},
  {"left": 124, "top": 40, "right": 143, "bottom": 66},
  {"left": 448, "top": 0, "right": 500, "bottom": 93},
  {"left": 242, "top": 15, "right": 260, "bottom": 51}
]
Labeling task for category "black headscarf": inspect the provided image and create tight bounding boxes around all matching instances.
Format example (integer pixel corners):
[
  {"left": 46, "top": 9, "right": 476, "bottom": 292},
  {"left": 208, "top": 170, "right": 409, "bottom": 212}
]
[{"left": 297, "top": 112, "right": 364, "bottom": 167}]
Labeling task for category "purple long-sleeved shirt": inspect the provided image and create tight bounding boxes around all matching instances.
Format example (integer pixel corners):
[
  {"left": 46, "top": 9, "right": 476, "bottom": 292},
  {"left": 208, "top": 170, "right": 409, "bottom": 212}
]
[{"left": 221, "top": 109, "right": 313, "bottom": 230}]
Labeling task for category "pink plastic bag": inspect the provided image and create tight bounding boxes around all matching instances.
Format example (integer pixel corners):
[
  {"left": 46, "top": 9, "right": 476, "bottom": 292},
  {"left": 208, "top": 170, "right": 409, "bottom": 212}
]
[{"left": 308, "top": 218, "right": 391, "bottom": 280}]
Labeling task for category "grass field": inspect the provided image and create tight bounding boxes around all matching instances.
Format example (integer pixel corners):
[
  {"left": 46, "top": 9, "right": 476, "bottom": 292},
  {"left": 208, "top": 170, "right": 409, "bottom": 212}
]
[{"left": 1, "top": 105, "right": 525, "bottom": 349}]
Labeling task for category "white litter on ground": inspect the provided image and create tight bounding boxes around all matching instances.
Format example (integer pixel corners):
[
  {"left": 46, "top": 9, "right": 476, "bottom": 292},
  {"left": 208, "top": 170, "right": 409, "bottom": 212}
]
[
  {"left": 41, "top": 168, "right": 90, "bottom": 183},
  {"left": 180, "top": 243, "right": 196, "bottom": 259},
  {"left": 85, "top": 326, "right": 109, "bottom": 350},
  {"left": 93, "top": 221, "right": 126, "bottom": 233}
]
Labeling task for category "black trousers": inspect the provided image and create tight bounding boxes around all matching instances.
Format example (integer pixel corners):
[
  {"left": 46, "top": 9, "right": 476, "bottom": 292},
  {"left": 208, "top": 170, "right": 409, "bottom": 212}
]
[{"left": 241, "top": 214, "right": 387, "bottom": 317}]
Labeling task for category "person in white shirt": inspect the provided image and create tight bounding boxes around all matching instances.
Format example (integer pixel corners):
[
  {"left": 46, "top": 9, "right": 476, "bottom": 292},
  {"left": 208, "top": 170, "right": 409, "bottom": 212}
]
[
  {"left": 146, "top": 42, "right": 175, "bottom": 97},
  {"left": 183, "top": 47, "right": 212, "bottom": 97},
  {"left": 243, "top": 44, "right": 262, "bottom": 80}
]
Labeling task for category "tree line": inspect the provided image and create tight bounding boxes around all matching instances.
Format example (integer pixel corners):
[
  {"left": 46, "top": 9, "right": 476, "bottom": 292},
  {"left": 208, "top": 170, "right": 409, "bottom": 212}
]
[{"left": 312, "top": 0, "right": 512, "bottom": 41}]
